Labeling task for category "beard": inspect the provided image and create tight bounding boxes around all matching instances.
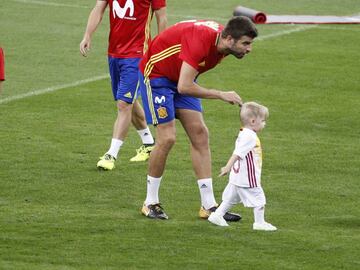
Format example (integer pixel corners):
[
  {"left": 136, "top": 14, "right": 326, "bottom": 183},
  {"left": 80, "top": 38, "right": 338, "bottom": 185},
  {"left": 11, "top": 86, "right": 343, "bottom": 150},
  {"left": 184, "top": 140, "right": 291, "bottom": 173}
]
[
  {"left": 228, "top": 45, "right": 246, "bottom": 59},
  {"left": 230, "top": 50, "right": 245, "bottom": 59}
]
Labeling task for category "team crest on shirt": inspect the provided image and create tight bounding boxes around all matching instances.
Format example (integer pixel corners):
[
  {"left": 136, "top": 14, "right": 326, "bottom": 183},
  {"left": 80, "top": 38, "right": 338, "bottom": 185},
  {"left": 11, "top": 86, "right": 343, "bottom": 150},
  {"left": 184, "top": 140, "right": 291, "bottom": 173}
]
[
  {"left": 157, "top": 107, "right": 168, "bottom": 119},
  {"left": 198, "top": 61, "right": 206, "bottom": 67},
  {"left": 112, "top": 0, "right": 135, "bottom": 20}
]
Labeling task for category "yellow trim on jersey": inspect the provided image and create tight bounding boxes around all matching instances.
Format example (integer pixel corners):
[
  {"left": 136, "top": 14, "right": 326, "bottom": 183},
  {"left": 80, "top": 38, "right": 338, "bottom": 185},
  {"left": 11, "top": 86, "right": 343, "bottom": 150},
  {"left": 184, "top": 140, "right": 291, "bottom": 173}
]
[
  {"left": 144, "top": 44, "right": 181, "bottom": 76},
  {"left": 143, "top": 8, "right": 152, "bottom": 54},
  {"left": 144, "top": 44, "right": 181, "bottom": 78},
  {"left": 147, "top": 44, "right": 181, "bottom": 62}
]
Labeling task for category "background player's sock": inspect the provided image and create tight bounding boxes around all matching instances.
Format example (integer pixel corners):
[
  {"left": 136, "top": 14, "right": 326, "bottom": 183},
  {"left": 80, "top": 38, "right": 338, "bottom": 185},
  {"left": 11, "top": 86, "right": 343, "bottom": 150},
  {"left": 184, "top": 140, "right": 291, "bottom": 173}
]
[
  {"left": 107, "top": 138, "right": 123, "bottom": 158},
  {"left": 137, "top": 127, "right": 155, "bottom": 145}
]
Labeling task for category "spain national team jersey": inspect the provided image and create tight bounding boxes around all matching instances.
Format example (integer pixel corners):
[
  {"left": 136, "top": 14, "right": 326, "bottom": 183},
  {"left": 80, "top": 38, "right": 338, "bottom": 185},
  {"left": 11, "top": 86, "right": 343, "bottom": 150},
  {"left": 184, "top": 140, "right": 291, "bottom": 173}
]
[
  {"left": 139, "top": 20, "right": 226, "bottom": 82},
  {"left": 107, "top": 0, "right": 166, "bottom": 58},
  {"left": 0, "top": 48, "right": 4, "bottom": 81},
  {"left": 229, "top": 128, "right": 263, "bottom": 188}
]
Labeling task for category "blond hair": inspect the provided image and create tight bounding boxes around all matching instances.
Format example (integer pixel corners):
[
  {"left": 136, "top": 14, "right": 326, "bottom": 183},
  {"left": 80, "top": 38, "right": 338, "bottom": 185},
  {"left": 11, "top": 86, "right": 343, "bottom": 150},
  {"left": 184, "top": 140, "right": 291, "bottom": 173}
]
[{"left": 240, "top": 102, "right": 269, "bottom": 125}]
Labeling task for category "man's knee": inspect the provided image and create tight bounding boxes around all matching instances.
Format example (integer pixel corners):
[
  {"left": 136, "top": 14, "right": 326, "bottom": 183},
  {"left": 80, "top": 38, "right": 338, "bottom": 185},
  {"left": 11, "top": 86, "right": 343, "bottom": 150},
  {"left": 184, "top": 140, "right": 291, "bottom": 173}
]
[
  {"left": 158, "top": 133, "right": 176, "bottom": 147},
  {"left": 117, "top": 100, "right": 133, "bottom": 112},
  {"left": 192, "top": 124, "right": 209, "bottom": 146}
]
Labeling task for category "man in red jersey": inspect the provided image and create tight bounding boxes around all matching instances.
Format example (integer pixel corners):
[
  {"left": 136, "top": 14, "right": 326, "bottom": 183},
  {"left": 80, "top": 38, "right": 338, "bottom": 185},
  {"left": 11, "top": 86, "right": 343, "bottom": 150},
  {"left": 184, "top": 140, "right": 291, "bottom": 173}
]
[
  {"left": 80, "top": 0, "right": 167, "bottom": 170},
  {"left": 0, "top": 47, "right": 5, "bottom": 94},
  {"left": 139, "top": 17, "right": 258, "bottom": 220}
]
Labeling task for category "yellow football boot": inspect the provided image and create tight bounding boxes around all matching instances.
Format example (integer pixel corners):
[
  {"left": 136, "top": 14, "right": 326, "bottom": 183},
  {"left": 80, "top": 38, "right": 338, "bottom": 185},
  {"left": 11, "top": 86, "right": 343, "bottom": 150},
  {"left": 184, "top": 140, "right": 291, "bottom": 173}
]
[
  {"left": 130, "top": 144, "right": 154, "bottom": 162},
  {"left": 97, "top": 154, "right": 116, "bottom": 170}
]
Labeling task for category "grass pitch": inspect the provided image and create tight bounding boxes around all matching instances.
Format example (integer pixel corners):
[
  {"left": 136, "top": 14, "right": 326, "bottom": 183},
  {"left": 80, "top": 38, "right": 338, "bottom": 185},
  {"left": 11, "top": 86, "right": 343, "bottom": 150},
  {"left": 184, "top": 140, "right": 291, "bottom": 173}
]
[{"left": 1, "top": 0, "right": 360, "bottom": 269}]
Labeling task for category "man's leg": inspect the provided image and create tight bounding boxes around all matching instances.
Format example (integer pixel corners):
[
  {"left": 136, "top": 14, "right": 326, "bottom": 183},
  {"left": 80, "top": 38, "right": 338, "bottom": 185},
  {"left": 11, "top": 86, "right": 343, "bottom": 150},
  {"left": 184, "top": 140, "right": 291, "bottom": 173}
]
[
  {"left": 138, "top": 74, "right": 177, "bottom": 219},
  {"left": 113, "top": 100, "right": 134, "bottom": 140},
  {"left": 129, "top": 100, "right": 155, "bottom": 162},
  {"left": 98, "top": 56, "right": 139, "bottom": 170},
  {"left": 97, "top": 100, "right": 133, "bottom": 170},
  {"left": 141, "top": 120, "right": 176, "bottom": 220},
  {"left": 176, "top": 109, "right": 217, "bottom": 209}
]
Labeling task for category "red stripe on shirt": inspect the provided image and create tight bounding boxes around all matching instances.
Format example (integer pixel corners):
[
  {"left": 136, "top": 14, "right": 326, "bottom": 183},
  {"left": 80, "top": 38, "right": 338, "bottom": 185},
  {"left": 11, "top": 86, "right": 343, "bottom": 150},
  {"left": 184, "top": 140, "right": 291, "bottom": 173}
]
[
  {"left": 246, "top": 154, "right": 254, "bottom": 187},
  {"left": 249, "top": 151, "right": 257, "bottom": 187}
]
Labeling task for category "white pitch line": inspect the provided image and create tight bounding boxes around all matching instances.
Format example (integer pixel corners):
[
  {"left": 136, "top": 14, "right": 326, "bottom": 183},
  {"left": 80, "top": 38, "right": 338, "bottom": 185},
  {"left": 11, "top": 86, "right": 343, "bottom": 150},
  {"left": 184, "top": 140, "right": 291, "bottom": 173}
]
[
  {"left": 0, "top": 75, "right": 109, "bottom": 105},
  {"left": 257, "top": 25, "right": 317, "bottom": 40},
  {"left": 10, "top": 0, "right": 88, "bottom": 9},
  {"left": 316, "top": 25, "right": 360, "bottom": 31}
]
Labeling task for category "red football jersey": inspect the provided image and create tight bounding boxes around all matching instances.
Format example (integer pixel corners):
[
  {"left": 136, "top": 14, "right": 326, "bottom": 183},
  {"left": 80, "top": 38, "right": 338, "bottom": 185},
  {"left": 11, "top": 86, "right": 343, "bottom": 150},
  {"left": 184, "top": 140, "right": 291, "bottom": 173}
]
[
  {"left": 107, "top": 0, "right": 166, "bottom": 58},
  {"left": 139, "top": 20, "right": 226, "bottom": 82},
  {"left": 0, "top": 48, "right": 4, "bottom": 81}
]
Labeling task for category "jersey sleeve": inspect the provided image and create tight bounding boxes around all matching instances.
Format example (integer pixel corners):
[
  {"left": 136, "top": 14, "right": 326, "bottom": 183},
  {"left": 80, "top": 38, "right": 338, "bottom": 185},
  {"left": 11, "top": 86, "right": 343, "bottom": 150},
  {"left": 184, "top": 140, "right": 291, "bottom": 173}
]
[
  {"left": 233, "top": 130, "right": 257, "bottom": 159},
  {"left": 0, "top": 48, "right": 5, "bottom": 81},
  {"left": 151, "top": 0, "right": 166, "bottom": 10},
  {"left": 178, "top": 27, "right": 209, "bottom": 71}
]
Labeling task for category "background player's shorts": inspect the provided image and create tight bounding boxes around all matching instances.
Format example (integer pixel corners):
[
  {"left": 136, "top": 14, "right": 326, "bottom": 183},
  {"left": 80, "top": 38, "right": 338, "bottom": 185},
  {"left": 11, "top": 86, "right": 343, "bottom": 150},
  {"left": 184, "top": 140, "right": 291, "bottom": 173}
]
[
  {"left": 108, "top": 56, "right": 140, "bottom": 103},
  {"left": 222, "top": 182, "right": 266, "bottom": 208},
  {"left": 139, "top": 72, "right": 202, "bottom": 125}
]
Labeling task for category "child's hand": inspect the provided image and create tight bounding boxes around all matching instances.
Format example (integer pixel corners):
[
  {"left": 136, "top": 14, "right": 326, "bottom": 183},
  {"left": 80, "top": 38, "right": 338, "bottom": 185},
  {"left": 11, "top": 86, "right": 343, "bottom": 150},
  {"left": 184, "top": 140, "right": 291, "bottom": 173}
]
[{"left": 218, "top": 167, "right": 229, "bottom": 177}]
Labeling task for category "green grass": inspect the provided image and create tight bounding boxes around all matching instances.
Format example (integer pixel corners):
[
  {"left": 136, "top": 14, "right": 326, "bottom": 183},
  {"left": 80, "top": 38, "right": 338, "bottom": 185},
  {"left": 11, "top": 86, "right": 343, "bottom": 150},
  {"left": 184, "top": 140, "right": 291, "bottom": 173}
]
[{"left": 1, "top": 0, "right": 360, "bottom": 269}]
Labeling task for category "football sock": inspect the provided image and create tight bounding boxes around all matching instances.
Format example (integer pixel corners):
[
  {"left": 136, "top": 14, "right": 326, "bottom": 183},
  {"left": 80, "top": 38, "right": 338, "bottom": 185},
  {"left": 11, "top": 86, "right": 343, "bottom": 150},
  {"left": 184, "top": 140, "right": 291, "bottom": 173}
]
[
  {"left": 197, "top": 178, "right": 217, "bottom": 210},
  {"left": 254, "top": 206, "right": 265, "bottom": 224},
  {"left": 137, "top": 127, "right": 155, "bottom": 145},
  {"left": 107, "top": 138, "right": 123, "bottom": 159},
  {"left": 145, "top": 175, "right": 162, "bottom": 206}
]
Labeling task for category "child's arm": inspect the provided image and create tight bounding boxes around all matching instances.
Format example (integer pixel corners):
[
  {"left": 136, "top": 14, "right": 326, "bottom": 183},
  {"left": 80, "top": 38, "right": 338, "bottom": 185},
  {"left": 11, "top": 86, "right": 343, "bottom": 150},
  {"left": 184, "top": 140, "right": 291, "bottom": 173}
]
[{"left": 219, "top": 154, "right": 239, "bottom": 177}]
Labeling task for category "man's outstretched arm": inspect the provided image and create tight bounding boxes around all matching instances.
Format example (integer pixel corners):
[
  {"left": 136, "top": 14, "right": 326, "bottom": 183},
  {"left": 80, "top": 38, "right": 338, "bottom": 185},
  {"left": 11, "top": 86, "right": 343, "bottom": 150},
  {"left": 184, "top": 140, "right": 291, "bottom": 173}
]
[{"left": 177, "top": 61, "right": 242, "bottom": 105}]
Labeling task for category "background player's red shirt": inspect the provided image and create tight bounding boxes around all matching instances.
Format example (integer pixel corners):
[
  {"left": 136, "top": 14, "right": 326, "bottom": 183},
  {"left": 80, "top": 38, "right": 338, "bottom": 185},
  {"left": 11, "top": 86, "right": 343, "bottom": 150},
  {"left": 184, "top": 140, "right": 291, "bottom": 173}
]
[
  {"left": 0, "top": 48, "right": 4, "bottom": 81},
  {"left": 139, "top": 20, "right": 226, "bottom": 82},
  {"left": 107, "top": 0, "right": 166, "bottom": 58}
]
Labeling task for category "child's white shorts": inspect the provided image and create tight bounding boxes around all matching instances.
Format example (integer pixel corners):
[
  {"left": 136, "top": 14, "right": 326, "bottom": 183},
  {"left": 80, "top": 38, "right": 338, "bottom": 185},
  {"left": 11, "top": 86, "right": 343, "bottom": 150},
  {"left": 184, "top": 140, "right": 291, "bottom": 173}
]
[{"left": 221, "top": 182, "right": 266, "bottom": 208}]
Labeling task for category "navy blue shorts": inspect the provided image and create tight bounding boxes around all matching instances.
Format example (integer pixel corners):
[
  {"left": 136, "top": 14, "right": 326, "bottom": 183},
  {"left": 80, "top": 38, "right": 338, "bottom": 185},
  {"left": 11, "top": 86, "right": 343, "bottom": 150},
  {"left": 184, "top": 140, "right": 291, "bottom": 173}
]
[
  {"left": 139, "top": 72, "right": 202, "bottom": 125},
  {"left": 108, "top": 56, "right": 140, "bottom": 103}
]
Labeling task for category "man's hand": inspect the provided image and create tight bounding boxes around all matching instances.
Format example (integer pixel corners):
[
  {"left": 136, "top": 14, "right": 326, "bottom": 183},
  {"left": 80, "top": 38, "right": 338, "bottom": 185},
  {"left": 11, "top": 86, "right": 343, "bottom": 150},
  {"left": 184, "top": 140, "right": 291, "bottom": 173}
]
[
  {"left": 80, "top": 36, "right": 91, "bottom": 57},
  {"left": 220, "top": 91, "right": 242, "bottom": 106}
]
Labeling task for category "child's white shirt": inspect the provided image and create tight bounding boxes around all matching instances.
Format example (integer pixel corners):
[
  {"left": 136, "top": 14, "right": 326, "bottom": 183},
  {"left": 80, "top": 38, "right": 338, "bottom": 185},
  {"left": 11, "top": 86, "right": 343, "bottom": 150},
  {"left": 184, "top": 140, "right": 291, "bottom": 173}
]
[{"left": 229, "top": 128, "right": 263, "bottom": 188}]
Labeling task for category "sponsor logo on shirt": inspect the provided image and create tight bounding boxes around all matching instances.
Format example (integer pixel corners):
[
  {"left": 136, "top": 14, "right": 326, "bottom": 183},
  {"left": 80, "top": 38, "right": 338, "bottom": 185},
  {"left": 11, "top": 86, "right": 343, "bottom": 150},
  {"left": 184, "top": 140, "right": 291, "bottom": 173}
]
[
  {"left": 112, "top": 0, "right": 136, "bottom": 20},
  {"left": 154, "top": 96, "right": 166, "bottom": 104}
]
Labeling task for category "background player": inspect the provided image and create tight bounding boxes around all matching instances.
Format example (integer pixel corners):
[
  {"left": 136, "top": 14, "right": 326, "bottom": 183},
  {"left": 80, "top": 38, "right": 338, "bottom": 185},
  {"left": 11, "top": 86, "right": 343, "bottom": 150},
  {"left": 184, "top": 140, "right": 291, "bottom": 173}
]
[
  {"left": 208, "top": 102, "right": 277, "bottom": 231},
  {"left": 139, "top": 17, "right": 257, "bottom": 220},
  {"left": 80, "top": 0, "right": 167, "bottom": 170}
]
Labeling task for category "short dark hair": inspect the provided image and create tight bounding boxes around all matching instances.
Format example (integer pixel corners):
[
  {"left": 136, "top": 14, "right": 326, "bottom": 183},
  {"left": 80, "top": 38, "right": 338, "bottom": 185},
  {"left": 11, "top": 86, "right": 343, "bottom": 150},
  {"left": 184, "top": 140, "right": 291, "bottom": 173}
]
[{"left": 221, "top": 16, "right": 258, "bottom": 40}]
